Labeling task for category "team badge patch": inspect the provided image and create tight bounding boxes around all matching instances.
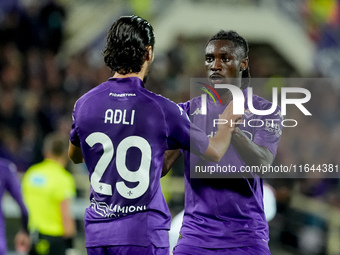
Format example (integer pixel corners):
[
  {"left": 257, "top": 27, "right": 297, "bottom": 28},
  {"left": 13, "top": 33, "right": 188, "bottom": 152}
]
[{"left": 244, "top": 109, "right": 253, "bottom": 118}]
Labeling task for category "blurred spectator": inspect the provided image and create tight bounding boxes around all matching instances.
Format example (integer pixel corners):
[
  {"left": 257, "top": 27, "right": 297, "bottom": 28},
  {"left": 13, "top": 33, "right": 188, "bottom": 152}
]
[{"left": 38, "top": 0, "right": 66, "bottom": 54}]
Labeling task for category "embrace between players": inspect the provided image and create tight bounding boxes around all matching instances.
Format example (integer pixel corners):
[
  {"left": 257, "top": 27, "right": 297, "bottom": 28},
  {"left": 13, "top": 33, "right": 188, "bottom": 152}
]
[{"left": 68, "top": 15, "right": 282, "bottom": 255}]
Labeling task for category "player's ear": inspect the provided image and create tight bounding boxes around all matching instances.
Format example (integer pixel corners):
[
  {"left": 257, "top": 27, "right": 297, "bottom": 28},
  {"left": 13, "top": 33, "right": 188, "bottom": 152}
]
[
  {"left": 240, "top": 57, "right": 249, "bottom": 72},
  {"left": 146, "top": 46, "right": 154, "bottom": 62}
]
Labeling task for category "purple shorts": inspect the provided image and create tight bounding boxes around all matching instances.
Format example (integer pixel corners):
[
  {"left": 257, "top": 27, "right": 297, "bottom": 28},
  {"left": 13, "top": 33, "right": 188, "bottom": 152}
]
[
  {"left": 86, "top": 244, "right": 169, "bottom": 255},
  {"left": 173, "top": 243, "right": 271, "bottom": 255}
]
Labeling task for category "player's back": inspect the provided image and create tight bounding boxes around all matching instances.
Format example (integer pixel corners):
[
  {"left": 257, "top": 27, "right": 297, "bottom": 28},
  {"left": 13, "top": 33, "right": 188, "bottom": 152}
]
[
  {"left": 73, "top": 77, "right": 172, "bottom": 203},
  {"left": 70, "top": 77, "right": 194, "bottom": 248}
]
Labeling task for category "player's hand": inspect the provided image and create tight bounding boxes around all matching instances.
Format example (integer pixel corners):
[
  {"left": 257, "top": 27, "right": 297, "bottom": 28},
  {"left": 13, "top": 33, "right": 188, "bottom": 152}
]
[
  {"left": 218, "top": 100, "right": 243, "bottom": 132},
  {"left": 15, "top": 230, "right": 31, "bottom": 253}
]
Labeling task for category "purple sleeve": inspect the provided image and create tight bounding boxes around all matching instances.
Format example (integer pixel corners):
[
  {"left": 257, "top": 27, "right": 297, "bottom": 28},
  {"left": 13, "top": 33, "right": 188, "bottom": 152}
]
[
  {"left": 165, "top": 101, "right": 209, "bottom": 155},
  {"left": 178, "top": 101, "right": 190, "bottom": 113},
  {"left": 253, "top": 107, "right": 283, "bottom": 157},
  {"left": 189, "top": 123, "right": 210, "bottom": 155},
  {"left": 177, "top": 101, "right": 191, "bottom": 154},
  {"left": 5, "top": 163, "right": 29, "bottom": 233}
]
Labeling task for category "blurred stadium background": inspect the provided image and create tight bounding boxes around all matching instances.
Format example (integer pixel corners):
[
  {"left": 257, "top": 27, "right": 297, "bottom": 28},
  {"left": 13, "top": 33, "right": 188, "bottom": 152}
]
[{"left": 1, "top": 0, "right": 340, "bottom": 254}]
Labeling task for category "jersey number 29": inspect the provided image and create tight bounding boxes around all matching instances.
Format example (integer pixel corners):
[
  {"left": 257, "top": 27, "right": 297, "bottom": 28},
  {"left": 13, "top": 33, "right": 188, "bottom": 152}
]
[{"left": 86, "top": 132, "right": 151, "bottom": 199}]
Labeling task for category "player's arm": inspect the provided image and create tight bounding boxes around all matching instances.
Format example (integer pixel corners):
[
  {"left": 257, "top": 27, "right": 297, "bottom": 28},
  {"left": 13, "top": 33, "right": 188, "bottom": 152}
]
[
  {"left": 231, "top": 128, "right": 274, "bottom": 171},
  {"left": 202, "top": 101, "right": 242, "bottom": 162},
  {"left": 166, "top": 101, "right": 240, "bottom": 164},
  {"left": 162, "top": 150, "right": 181, "bottom": 177},
  {"left": 68, "top": 141, "right": 84, "bottom": 164},
  {"left": 164, "top": 122, "right": 236, "bottom": 165},
  {"left": 6, "top": 166, "right": 29, "bottom": 234},
  {"left": 6, "top": 164, "right": 31, "bottom": 252}
]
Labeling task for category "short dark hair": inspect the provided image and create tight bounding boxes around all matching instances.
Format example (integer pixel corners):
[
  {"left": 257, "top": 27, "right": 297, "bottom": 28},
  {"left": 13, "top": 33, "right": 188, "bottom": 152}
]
[
  {"left": 103, "top": 15, "right": 155, "bottom": 75},
  {"left": 207, "top": 30, "right": 250, "bottom": 88}
]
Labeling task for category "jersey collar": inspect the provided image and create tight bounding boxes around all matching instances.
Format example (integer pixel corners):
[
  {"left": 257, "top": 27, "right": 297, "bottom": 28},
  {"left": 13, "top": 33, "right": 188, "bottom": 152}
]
[{"left": 108, "top": 77, "right": 145, "bottom": 89}]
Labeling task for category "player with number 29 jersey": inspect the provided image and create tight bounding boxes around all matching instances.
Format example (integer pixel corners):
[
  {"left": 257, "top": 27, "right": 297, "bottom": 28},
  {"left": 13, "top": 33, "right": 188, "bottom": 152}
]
[{"left": 69, "top": 77, "right": 209, "bottom": 248}]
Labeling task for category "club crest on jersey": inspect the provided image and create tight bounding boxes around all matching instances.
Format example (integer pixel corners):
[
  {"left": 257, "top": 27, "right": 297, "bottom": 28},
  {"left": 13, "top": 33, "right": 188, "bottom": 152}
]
[{"left": 244, "top": 109, "right": 253, "bottom": 118}]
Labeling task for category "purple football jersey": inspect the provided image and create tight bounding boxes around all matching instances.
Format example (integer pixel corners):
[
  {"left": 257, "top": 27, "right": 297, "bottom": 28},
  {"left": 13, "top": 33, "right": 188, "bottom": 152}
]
[
  {"left": 69, "top": 77, "right": 209, "bottom": 248},
  {"left": 177, "top": 88, "right": 282, "bottom": 248},
  {"left": 0, "top": 158, "right": 29, "bottom": 254}
]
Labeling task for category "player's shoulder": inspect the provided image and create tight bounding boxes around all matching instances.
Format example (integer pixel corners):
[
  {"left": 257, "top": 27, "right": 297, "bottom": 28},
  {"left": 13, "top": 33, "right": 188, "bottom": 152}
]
[
  {"left": 141, "top": 89, "right": 184, "bottom": 114},
  {"left": 0, "top": 157, "right": 11, "bottom": 168},
  {"left": 177, "top": 96, "right": 201, "bottom": 110},
  {"left": 251, "top": 93, "right": 281, "bottom": 114},
  {"left": 0, "top": 157, "right": 17, "bottom": 174},
  {"left": 251, "top": 94, "right": 275, "bottom": 109},
  {"left": 140, "top": 89, "right": 170, "bottom": 103},
  {"left": 75, "top": 81, "right": 108, "bottom": 106}
]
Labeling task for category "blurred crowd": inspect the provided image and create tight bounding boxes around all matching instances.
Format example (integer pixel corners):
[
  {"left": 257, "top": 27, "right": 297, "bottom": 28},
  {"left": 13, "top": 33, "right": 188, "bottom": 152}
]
[
  {"left": 0, "top": 0, "right": 111, "bottom": 173},
  {"left": 1, "top": 0, "right": 340, "bottom": 254}
]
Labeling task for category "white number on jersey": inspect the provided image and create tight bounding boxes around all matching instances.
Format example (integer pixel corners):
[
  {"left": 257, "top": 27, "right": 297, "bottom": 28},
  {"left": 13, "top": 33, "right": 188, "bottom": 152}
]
[{"left": 86, "top": 132, "right": 151, "bottom": 199}]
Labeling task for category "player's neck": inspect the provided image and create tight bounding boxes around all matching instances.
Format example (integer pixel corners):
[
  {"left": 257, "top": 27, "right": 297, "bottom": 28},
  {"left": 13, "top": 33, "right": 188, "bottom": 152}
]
[
  {"left": 220, "top": 91, "right": 233, "bottom": 105},
  {"left": 112, "top": 72, "right": 143, "bottom": 81},
  {"left": 220, "top": 79, "right": 242, "bottom": 105},
  {"left": 112, "top": 61, "right": 148, "bottom": 82}
]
